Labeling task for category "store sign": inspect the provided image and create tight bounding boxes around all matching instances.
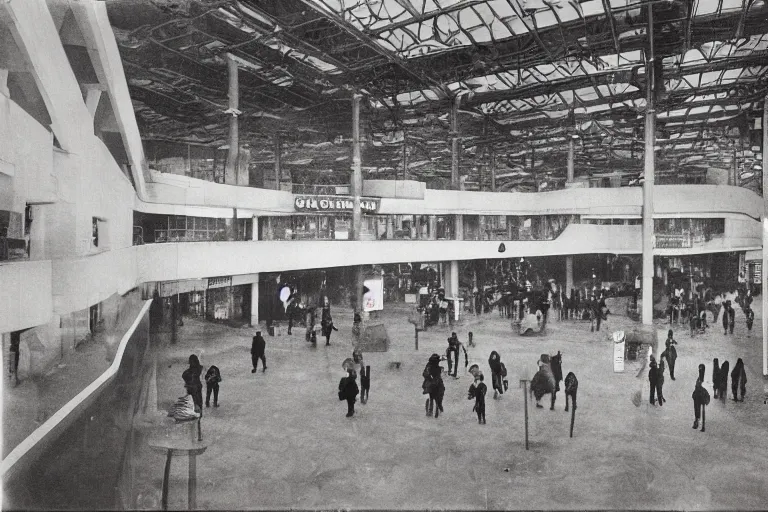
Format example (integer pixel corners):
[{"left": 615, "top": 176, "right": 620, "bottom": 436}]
[
  {"left": 294, "top": 196, "right": 379, "bottom": 213},
  {"left": 363, "top": 277, "right": 384, "bottom": 312},
  {"left": 207, "top": 276, "right": 232, "bottom": 289}
]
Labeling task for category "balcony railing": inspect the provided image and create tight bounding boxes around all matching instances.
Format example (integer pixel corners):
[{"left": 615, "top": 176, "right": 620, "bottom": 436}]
[
  {"left": 655, "top": 233, "right": 693, "bottom": 249},
  {"left": 291, "top": 183, "right": 350, "bottom": 195},
  {"left": 154, "top": 229, "right": 229, "bottom": 243}
]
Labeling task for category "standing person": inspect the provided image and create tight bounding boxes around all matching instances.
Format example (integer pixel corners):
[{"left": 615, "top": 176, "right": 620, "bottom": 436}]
[
  {"left": 731, "top": 358, "right": 747, "bottom": 402},
  {"left": 662, "top": 330, "right": 678, "bottom": 380},
  {"left": 656, "top": 360, "right": 666, "bottom": 405},
  {"left": 692, "top": 379, "right": 710, "bottom": 431},
  {"left": 352, "top": 348, "right": 370, "bottom": 404},
  {"left": 9, "top": 331, "right": 21, "bottom": 387},
  {"left": 727, "top": 302, "right": 735, "bottom": 334},
  {"left": 712, "top": 358, "right": 721, "bottom": 399},
  {"left": 648, "top": 357, "right": 659, "bottom": 405},
  {"left": 467, "top": 331, "right": 475, "bottom": 348},
  {"left": 467, "top": 373, "right": 487, "bottom": 424},
  {"left": 717, "top": 360, "right": 730, "bottom": 402},
  {"left": 488, "top": 351, "right": 505, "bottom": 399},
  {"left": 338, "top": 369, "right": 359, "bottom": 418},
  {"left": 722, "top": 300, "right": 730, "bottom": 335},
  {"left": 286, "top": 300, "right": 295, "bottom": 336},
  {"left": 744, "top": 305, "right": 754, "bottom": 334},
  {"left": 422, "top": 354, "right": 445, "bottom": 418},
  {"left": 595, "top": 293, "right": 607, "bottom": 332},
  {"left": 251, "top": 331, "right": 267, "bottom": 373},
  {"left": 698, "top": 363, "right": 706, "bottom": 384},
  {"left": 445, "top": 332, "right": 468, "bottom": 378},
  {"left": 322, "top": 316, "right": 338, "bottom": 346},
  {"left": 204, "top": 365, "right": 222, "bottom": 407},
  {"left": 182, "top": 355, "right": 204, "bottom": 414}
]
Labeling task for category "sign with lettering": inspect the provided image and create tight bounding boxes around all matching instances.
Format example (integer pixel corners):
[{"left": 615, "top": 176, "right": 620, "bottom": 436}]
[
  {"left": 207, "top": 276, "right": 232, "bottom": 289},
  {"left": 294, "top": 196, "right": 379, "bottom": 213},
  {"left": 613, "top": 331, "right": 625, "bottom": 373}
]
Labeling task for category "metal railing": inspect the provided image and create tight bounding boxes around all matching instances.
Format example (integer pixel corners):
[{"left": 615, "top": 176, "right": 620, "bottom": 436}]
[
  {"left": 655, "top": 233, "right": 693, "bottom": 249},
  {"left": 154, "top": 229, "right": 228, "bottom": 243}
]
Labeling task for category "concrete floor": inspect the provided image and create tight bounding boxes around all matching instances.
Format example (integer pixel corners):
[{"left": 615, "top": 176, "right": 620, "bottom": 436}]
[{"left": 133, "top": 300, "right": 768, "bottom": 511}]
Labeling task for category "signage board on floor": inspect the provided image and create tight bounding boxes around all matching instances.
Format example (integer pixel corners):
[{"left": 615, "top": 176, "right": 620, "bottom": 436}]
[{"left": 613, "top": 330, "right": 625, "bottom": 373}]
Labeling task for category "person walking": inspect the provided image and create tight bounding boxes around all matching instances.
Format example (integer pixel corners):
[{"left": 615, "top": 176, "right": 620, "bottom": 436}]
[
  {"left": 322, "top": 315, "right": 338, "bottom": 346},
  {"left": 712, "top": 358, "right": 721, "bottom": 399},
  {"left": 182, "top": 354, "right": 204, "bottom": 414},
  {"left": 727, "top": 302, "right": 735, "bottom": 334},
  {"left": 661, "top": 330, "right": 678, "bottom": 380},
  {"left": 338, "top": 369, "right": 359, "bottom": 418},
  {"left": 204, "top": 365, "right": 222, "bottom": 407},
  {"left": 722, "top": 300, "right": 730, "bottom": 334},
  {"left": 422, "top": 354, "right": 445, "bottom": 418},
  {"left": 648, "top": 357, "right": 660, "bottom": 405},
  {"left": 468, "top": 373, "right": 487, "bottom": 424},
  {"left": 445, "top": 332, "right": 468, "bottom": 378},
  {"left": 698, "top": 363, "right": 706, "bottom": 385},
  {"left": 692, "top": 379, "right": 710, "bottom": 432},
  {"left": 656, "top": 359, "right": 666, "bottom": 405},
  {"left": 251, "top": 331, "right": 267, "bottom": 373},
  {"left": 731, "top": 358, "right": 747, "bottom": 402},
  {"left": 488, "top": 351, "right": 505, "bottom": 399},
  {"left": 717, "top": 360, "right": 730, "bottom": 403},
  {"left": 744, "top": 305, "right": 754, "bottom": 334}
]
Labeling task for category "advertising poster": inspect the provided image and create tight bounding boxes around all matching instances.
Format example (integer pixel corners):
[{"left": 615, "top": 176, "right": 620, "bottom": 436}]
[
  {"left": 613, "top": 331, "right": 625, "bottom": 373},
  {"left": 363, "top": 277, "right": 384, "bottom": 312}
]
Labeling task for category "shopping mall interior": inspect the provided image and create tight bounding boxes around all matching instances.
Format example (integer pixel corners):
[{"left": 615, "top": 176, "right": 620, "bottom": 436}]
[{"left": 2, "top": 0, "right": 768, "bottom": 510}]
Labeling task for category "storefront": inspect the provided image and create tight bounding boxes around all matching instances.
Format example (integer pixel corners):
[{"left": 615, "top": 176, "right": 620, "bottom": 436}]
[{"left": 154, "top": 274, "right": 257, "bottom": 323}]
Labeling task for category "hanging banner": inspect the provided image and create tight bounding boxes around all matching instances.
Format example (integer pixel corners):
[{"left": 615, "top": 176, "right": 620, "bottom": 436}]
[
  {"left": 363, "top": 277, "right": 384, "bottom": 312},
  {"left": 613, "top": 331, "right": 626, "bottom": 373}
]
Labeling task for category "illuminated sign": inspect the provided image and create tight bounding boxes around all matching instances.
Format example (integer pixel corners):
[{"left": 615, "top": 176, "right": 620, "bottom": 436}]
[{"left": 294, "top": 196, "right": 379, "bottom": 213}]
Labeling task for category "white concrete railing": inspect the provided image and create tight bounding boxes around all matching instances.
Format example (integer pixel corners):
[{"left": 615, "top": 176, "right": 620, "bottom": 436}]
[{"left": 0, "top": 299, "right": 152, "bottom": 480}]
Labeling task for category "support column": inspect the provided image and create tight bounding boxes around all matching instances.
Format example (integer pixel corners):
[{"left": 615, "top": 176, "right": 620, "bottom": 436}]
[
  {"left": 250, "top": 275, "right": 259, "bottom": 327},
  {"left": 565, "top": 256, "right": 574, "bottom": 294},
  {"left": 428, "top": 215, "right": 437, "bottom": 240},
  {"left": 449, "top": 261, "right": 459, "bottom": 299},
  {"left": 451, "top": 94, "right": 463, "bottom": 250},
  {"left": 251, "top": 216, "right": 258, "bottom": 240},
  {"left": 641, "top": 2, "right": 656, "bottom": 326},
  {"left": 386, "top": 216, "right": 394, "bottom": 239},
  {"left": 274, "top": 135, "right": 282, "bottom": 191},
  {"left": 490, "top": 146, "right": 496, "bottom": 192},
  {"left": 567, "top": 136, "right": 575, "bottom": 183},
  {"left": 352, "top": 93, "right": 365, "bottom": 314},
  {"left": 402, "top": 126, "right": 408, "bottom": 181},
  {"left": 224, "top": 54, "right": 239, "bottom": 186},
  {"left": 762, "top": 95, "right": 768, "bottom": 376}
]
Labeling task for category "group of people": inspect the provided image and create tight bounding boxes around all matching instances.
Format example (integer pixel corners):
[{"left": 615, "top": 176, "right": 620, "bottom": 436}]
[
  {"left": 170, "top": 354, "right": 223, "bottom": 423},
  {"left": 650, "top": 330, "right": 749, "bottom": 432}
]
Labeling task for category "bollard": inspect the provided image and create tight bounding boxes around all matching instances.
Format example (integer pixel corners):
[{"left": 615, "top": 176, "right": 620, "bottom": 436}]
[
  {"left": 521, "top": 379, "right": 529, "bottom": 450},
  {"left": 414, "top": 327, "right": 419, "bottom": 350}
]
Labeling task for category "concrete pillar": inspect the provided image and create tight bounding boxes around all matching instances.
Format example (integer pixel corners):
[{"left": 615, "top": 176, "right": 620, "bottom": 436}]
[
  {"left": 449, "top": 260, "right": 459, "bottom": 299},
  {"left": 402, "top": 127, "right": 408, "bottom": 181},
  {"left": 567, "top": 136, "right": 575, "bottom": 183},
  {"left": 224, "top": 54, "right": 239, "bottom": 186},
  {"left": 565, "top": 256, "right": 574, "bottom": 294},
  {"left": 429, "top": 215, "right": 437, "bottom": 240},
  {"left": 250, "top": 275, "right": 259, "bottom": 326},
  {"left": 251, "top": 216, "right": 258, "bottom": 240},
  {"left": 274, "top": 135, "right": 282, "bottom": 191},
  {"left": 762, "top": 95, "right": 768, "bottom": 376},
  {"left": 352, "top": 93, "right": 364, "bottom": 313},
  {"left": 386, "top": 216, "right": 394, "bottom": 239},
  {"left": 641, "top": 3, "right": 656, "bottom": 326}
]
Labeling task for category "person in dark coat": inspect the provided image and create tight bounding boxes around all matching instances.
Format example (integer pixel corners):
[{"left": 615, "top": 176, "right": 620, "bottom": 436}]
[
  {"left": 698, "top": 363, "right": 706, "bottom": 384},
  {"left": 731, "top": 358, "right": 747, "bottom": 402},
  {"left": 467, "top": 373, "right": 487, "bottom": 424},
  {"left": 648, "top": 357, "right": 659, "bottom": 405},
  {"left": 488, "top": 351, "right": 505, "bottom": 399},
  {"left": 550, "top": 351, "right": 563, "bottom": 392},
  {"left": 531, "top": 359, "right": 556, "bottom": 409},
  {"left": 661, "top": 330, "right": 678, "bottom": 380},
  {"left": 728, "top": 302, "right": 736, "bottom": 334},
  {"left": 744, "top": 305, "right": 754, "bottom": 334},
  {"left": 251, "top": 332, "right": 267, "bottom": 373},
  {"left": 656, "top": 360, "right": 666, "bottom": 405},
  {"left": 182, "top": 354, "right": 204, "bottom": 414},
  {"left": 322, "top": 316, "right": 338, "bottom": 346},
  {"left": 338, "top": 369, "right": 359, "bottom": 417},
  {"left": 204, "top": 365, "right": 222, "bottom": 407},
  {"left": 422, "top": 354, "right": 445, "bottom": 418},
  {"left": 692, "top": 378, "right": 710, "bottom": 431},
  {"left": 718, "top": 360, "right": 730, "bottom": 402},
  {"left": 445, "top": 332, "right": 468, "bottom": 378},
  {"left": 722, "top": 300, "right": 731, "bottom": 334},
  {"left": 712, "top": 358, "right": 721, "bottom": 399}
]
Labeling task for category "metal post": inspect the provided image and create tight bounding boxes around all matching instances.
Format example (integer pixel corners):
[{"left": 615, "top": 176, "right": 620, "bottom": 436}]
[
  {"left": 352, "top": 93, "right": 365, "bottom": 313},
  {"left": 224, "top": 54, "right": 239, "bottom": 186},
  {"left": 274, "top": 135, "right": 282, "bottom": 191},
  {"left": 490, "top": 145, "right": 496, "bottom": 192},
  {"left": 402, "top": 126, "right": 408, "bottom": 181},
  {"left": 567, "top": 137, "right": 575, "bottom": 183},
  {"left": 414, "top": 327, "right": 419, "bottom": 351},
  {"left": 161, "top": 452, "right": 171, "bottom": 511},
  {"left": 451, "top": 95, "right": 463, "bottom": 240},
  {"left": 523, "top": 380, "right": 529, "bottom": 450},
  {"left": 641, "top": 2, "right": 656, "bottom": 326},
  {"left": 188, "top": 454, "right": 197, "bottom": 510},
  {"left": 763, "top": 96, "right": 768, "bottom": 376}
]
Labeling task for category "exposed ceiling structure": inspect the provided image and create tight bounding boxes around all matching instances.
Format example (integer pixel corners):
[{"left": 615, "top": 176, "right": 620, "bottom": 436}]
[{"left": 106, "top": 0, "right": 768, "bottom": 190}]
